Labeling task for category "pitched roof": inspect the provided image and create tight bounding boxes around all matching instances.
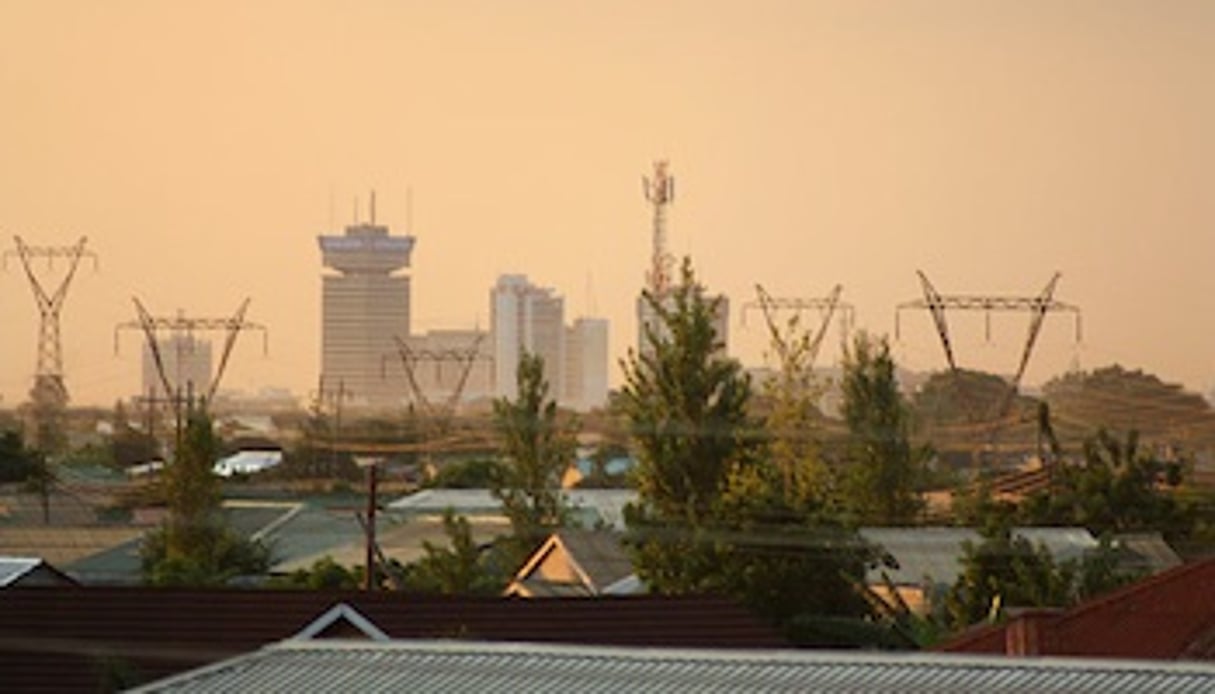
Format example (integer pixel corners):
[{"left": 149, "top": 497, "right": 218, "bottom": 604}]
[
  {"left": 860, "top": 526, "right": 1097, "bottom": 587},
  {"left": 508, "top": 530, "right": 637, "bottom": 597},
  {"left": 939, "top": 557, "right": 1215, "bottom": 659},
  {"left": 0, "top": 557, "right": 76, "bottom": 587},
  {"left": 133, "top": 640, "right": 1215, "bottom": 693},
  {"left": 0, "top": 587, "right": 784, "bottom": 691}
]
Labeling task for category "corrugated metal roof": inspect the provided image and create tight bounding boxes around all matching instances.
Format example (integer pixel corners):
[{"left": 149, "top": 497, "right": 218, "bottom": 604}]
[
  {"left": 0, "top": 588, "right": 784, "bottom": 690},
  {"left": 387, "top": 489, "right": 639, "bottom": 530},
  {"left": 860, "top": 527, "right": 1097, "bottom": 587},
  {"left": 134, "top": 640, "right": 1215, "bottom": 693}
]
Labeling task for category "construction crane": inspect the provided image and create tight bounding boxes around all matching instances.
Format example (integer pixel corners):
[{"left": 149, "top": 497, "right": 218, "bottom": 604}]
[
  {"left": 643, "top": 160, "right": 676, "bottom": 295},
  {"left": 3, "top": 235, "right": 98, "bottom": 449}
]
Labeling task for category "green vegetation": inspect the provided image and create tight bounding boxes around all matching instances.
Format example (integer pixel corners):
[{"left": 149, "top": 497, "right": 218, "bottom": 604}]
[
  {"left": 1020, "top": 428, "right": 1188, "bottom": 537},
  {"left": 621, "top": 259, "right": 879, "bottom": 645},
  {"left": 140, "top": 408, "right": 270, "bottom": 586},
  {"left": 401, "top": 508, "right": 505, "bottom": 595},
  {"left": 0, "top": 428, "right": 57, "bottom": 524},
  {"left": 944, "top": 520, "right": 1137, "bottom": 631},
  {"left": 426, "top": 458, "right": 503, "bottom": 489},
  {"left": 838, "top": 332, "right": 926, "bottom": 525},
  {"left": 490, "top": 351, "right": 576, "bottom": 567}
]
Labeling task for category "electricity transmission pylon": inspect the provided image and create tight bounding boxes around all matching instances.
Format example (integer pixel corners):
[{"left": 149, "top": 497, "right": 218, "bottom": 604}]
[
  {"left": 743, "top": 283, "right": 853, "bottom": 369},
  {"left": 3, "top": 236, "right": 98, "bottom": 449},
  {"left": 390, "top": 334, "right": 489, "bottom": 427},
  {"left": 895, "top": 270, "right": 1082, "bottom": 444},
  {"left": 115, "top": 298, "right": 267, "bottom": 448}
]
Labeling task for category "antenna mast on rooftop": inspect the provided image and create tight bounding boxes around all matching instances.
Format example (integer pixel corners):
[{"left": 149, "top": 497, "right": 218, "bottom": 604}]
[{"left": 643, "top": 160, "right": 676, "bottom": 295}]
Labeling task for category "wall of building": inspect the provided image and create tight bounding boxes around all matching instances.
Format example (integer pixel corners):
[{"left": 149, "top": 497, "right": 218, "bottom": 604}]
[{"left": 318, "top": 221, "right": 415, "bottom": 409}]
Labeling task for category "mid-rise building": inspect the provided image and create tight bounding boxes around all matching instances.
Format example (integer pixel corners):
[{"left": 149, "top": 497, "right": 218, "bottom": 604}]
[
  {"left": 318, "top": 203, "right": 415, "bottom": 409},
  {"left": 491, "top": 275, "right": 565, "bottom": 400},
  {"left": 141, "top": 333, "right": 212, "bottom": 402},
  {"left": 564, "top": 317, "right": 609, "bottom": 411}
]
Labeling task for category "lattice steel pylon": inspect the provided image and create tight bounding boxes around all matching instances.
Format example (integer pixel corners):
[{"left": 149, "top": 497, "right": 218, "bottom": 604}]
[
  {"left": 115, "top": 298, "right": 268, "bottom": 446},
  {"left": 895, "top": 270, "right": 1082, "bottom": 422},
  {"left": 4, "top": 236, "right": 98, "bottom": 445},
  {"left": 743, "top": 283, "right": 854, "bottom": 370},
  {"left": 390, "top": 334, "right": 489, "bottom": 431}
]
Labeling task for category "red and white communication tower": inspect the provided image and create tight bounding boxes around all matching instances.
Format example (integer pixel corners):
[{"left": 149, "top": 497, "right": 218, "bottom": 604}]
[{"left": 643, "top": 160, "right": 676, "bottom": 295}]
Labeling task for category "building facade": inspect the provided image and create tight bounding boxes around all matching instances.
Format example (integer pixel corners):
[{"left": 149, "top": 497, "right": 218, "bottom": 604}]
[
  {"left": 318, "top": 215, "right": 415, "bottom": 409},
  {"left": 141, "top": 333, "right": 212, "bottom": 402},
  {"left": 564, "top": 317, "right": 609, "bottom": 411},
  {"left": 491, "top": 275, "right": 565, "bottom": 401}
]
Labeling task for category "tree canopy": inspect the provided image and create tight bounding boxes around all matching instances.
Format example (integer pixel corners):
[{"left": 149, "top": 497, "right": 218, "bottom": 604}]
[
  {"left": 621, "top": 260, "right": 879, "bottom": 642},
  {"left": 491, "top": 351, "right": 576, "bottom": 566},
  {"left": 838, "top": 331, "right": 925, "bottom": 525},
  {"left": 140, "top": 408, "right": 270, "bottom": 585}
]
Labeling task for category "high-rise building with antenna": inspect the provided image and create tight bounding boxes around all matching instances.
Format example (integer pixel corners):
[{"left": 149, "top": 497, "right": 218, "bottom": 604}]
[{"left": 318, "top": 192, "right": 415, "bottom": 408}]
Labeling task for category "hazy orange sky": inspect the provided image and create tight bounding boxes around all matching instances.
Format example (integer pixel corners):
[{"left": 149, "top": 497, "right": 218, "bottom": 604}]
[{"left": 2, "top": 1, "right": 1213, "bottom": 407}]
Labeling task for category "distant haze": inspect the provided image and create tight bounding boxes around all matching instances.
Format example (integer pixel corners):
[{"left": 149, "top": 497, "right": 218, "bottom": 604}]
[{"left": 2, "top": 1, "right": 1213, "bottom": 407}]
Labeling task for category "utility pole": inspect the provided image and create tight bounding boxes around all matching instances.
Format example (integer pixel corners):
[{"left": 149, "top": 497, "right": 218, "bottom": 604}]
[
  {"left": 318, "top": 376, "right": 354, "bottom": 475},
  {"left": 4, "top": 235, "right": 98, "bottom": 451},
  {"left": 353, "top": 455, "right": 384, "bottom": 591}
]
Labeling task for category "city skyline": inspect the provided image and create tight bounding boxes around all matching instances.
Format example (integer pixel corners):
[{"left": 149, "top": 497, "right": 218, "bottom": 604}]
[{"left": 2, "top": 2, "right": 1213, "bottom": 407}]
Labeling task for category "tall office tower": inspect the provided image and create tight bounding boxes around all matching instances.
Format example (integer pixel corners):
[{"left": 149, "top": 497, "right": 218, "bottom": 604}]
[
  {"left": 563, "top": 317, "right": 609, "bottom": 412},
  {"left": 141, "top": 333, "right": 213, "bottom": 402},
  {"left": 491, "top": 275, "right": 564, "bottom": 400},
  {"left": 318, "top": 196, "right": 415, "bottom": 408}
]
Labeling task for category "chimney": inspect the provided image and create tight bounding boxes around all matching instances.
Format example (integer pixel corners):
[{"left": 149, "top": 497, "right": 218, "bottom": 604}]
[{"left": 1005, "top": 609, "right": 1060, "bottom": 656}]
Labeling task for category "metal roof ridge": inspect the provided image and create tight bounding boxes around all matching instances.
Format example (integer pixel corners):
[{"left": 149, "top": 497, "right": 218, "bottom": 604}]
[{"left": 261, "top": 638, "right": 1215, "bottom": 674}]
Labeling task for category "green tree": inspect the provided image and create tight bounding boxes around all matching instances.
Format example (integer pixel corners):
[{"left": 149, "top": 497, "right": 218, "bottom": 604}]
[
  {"left": 270, "top": 556, "right": 360, "bottom": 590},
  {"left": 491, "top": 352, "right": 576, "bottom": 565},
  {"left": 426, "top": 458, "right": 504, "bottom": 489},
  {"left": 403, "top": 508, "right": 505, "bottom": 595},
  {"left": 1019, "top": 428, "right": 1189, "bottom": 538},
  {"left": 621, "top": 259, "right": 752, "bottom": 525},
  {"left": 839, "top": 332, "right": 925, "bottom": 525},
  {"left": 0, "top": 430, "right": 35, "bottom": 482},
  {"left": 23, "top": 449, "right": 57, "bottom": 525},
  {"left": 943, "top": 519, "right": 1135, "bottom": 631},
  {"left": 944, "top": 520, "right": 1075, "bottom": 629},
  {"left": 140, "top": 408, "right": 270, "bottom": 585},
  {"left": 0, "top": 429, "right": 57, "bottom": 524},
  {"left": 752, "top": 298, "right": 833, "bottom": 509},
  {"left": 621, "top": 260, "right": 878, "bottom": 643}
]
